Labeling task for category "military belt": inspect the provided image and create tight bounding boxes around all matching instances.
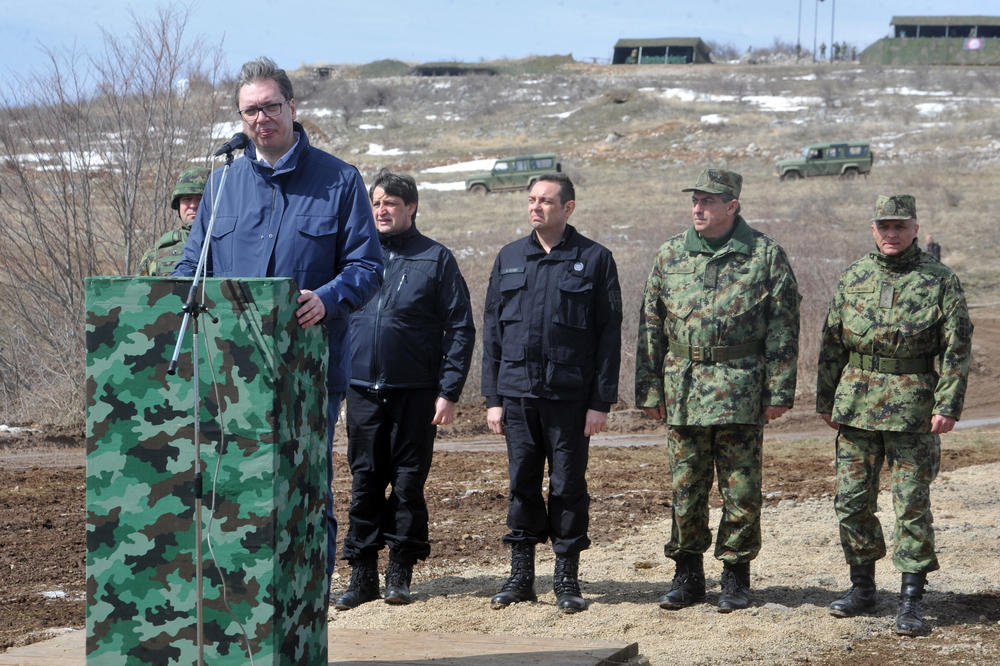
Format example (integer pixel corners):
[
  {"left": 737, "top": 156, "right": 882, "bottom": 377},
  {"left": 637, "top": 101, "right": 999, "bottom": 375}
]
[
  {"left": 848, "top": 351, "right": 935, "bottom": 374},
  {"left": 668, "top": 339, "right": 763, "bottom": 363}
]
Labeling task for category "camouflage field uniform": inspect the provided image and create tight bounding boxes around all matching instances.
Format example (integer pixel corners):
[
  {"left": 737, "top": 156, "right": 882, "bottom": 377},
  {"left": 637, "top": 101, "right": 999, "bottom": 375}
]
[
  {"left": 817, "top": 218, "right": 972, "bottom": 573},
  {"left": 636, "top": 216, "right": 800, "bottom": 563},
  {"left": 137, "top": 166, "right": 209, "bottom": 276}
]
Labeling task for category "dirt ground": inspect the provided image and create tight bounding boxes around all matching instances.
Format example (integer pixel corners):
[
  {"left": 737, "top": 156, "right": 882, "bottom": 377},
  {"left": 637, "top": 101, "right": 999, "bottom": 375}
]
[{"left": 1, "top": 307, "right": 998, "bottom": 663}]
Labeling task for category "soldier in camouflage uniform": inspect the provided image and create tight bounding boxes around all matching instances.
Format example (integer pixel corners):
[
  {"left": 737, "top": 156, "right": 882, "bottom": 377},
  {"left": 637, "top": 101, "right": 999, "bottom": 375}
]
[
  {"left": 137, "top": 167, "right": 210, "bottom": 276},
  {"left": 636, "top": 168, "right": 800, "bottom": 613},
  {"left": 817, "top": 194, "right": 973, "bottom": 636}
]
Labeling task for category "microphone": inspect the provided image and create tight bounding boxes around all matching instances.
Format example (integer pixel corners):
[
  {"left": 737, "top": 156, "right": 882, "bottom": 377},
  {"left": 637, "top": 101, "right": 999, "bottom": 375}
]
[{"left": 212, "top": 132, "right": 249, "bottom": 157}]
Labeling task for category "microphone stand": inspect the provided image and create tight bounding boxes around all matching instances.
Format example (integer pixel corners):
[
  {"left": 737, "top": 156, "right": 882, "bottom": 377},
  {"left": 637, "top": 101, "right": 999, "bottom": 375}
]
[{"left": 167, "top": 147, "right": 238, "bottom": 666}]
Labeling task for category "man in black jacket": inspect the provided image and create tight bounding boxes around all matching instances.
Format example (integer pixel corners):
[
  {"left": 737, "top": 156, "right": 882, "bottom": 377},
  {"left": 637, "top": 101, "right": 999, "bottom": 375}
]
[
  {"left": 334, "top": 170, "right": 475, "bottom": 610},
  {"left": 482, "top": 173, "right": 622, "bottom": 613}
]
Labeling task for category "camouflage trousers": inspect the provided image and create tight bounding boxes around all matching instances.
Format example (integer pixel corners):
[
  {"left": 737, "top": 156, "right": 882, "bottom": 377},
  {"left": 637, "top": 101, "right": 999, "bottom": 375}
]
[
  {"left": 664, "top": 424, "right": 762, "bottom": 563},
  {"left": 834, "top": 424, "right": 940, "bottom": 574}
]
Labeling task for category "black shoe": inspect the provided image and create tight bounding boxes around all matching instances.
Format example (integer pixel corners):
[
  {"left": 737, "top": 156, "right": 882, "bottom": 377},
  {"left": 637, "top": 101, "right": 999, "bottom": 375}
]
[
  {"left": 491, "top": 543, "right": 537, "bottom": 609},
  {"left": 896, "top": 572, "right": 930, "bottom": 636},
  {"left": 384, "top": 554, "right": 414, "bottom": 605},
  {"left": 553, "top": 554, "right": 587, "bottom": 613},
  {"left": 829, "top": 564, "right": 877, "bottom": 618},
  {"left": 718, "top": 561, "right": 751, "bottom": 613},
  {"left": 658, "top": 553, "right": 706, "bottom": 610},
  {"left": 334, "top": 556, "right": 380, "bottom": 610}
]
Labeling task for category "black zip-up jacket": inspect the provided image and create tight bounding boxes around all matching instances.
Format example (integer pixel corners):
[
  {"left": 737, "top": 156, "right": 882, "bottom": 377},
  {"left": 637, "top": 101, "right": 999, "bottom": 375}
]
[
  {"left": 482, "top": 224, "right": 622, "bottom": 411},
  {"left": 349, "top": 223, "right": 475, "bottom": 401}
]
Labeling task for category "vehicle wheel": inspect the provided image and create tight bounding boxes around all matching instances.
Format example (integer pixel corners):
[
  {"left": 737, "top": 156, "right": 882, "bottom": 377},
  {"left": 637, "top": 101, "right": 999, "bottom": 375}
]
[
  {"left": 841, "top": 168, "right": 858, "bottom": 180},
  {"left": 780, "top": 171, "right": 801, "bottom": 181},
  {"left": 469, "top": 184, "right": 487, "bottom": 195}
]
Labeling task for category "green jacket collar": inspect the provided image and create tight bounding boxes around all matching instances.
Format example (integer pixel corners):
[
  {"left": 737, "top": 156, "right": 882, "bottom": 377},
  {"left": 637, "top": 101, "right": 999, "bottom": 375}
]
[{"left": 683, "top": 216, "right": 754, "bottom": 256}]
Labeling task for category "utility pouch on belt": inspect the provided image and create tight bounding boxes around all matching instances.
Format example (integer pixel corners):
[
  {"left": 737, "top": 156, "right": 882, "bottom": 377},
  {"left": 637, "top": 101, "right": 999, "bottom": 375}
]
[
  {"left": 849, "top": 351, "right": 935, "bottom": 374},
  {"left": 668, "top": 339, "right": 763, "bottom": 363}
]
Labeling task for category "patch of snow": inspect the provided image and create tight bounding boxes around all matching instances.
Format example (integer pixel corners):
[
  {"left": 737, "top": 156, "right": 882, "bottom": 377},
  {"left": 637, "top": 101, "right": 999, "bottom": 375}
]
[
  {"left": 359, "top": 123, "right": 384, "bottom": 130},
  {"left": 701, "top": 114, "right": 728, "bottom": 125},
  {"left": 367, "top": 143, "right": 408, "bottom": 156},
  {"left": 419, "top": 181, "right": 466, "bottom": 192},
  {"left": 212, "top": 120, "right": 241, "bottom": 140},
  {"left": 422, "top": 159, "right": 496, "bottom": 174},
  {"left": 0, "top": 424, "right": 41, "bottom": 435}
]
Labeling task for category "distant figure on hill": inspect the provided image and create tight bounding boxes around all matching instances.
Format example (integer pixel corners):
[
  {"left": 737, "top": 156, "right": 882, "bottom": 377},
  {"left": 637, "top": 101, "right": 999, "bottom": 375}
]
[{"left": 924, "top": 234, "right": 941, "bottom": 261}]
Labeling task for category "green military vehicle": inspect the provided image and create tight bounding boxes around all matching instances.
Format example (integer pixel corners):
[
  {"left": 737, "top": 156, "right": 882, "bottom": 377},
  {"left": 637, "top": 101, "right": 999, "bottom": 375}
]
[
  {"left": 777, "top": 141, "right": 874, "bottom": 181},
  {"left": 465, "top": 154, "right": 561, "bottom": 194}
]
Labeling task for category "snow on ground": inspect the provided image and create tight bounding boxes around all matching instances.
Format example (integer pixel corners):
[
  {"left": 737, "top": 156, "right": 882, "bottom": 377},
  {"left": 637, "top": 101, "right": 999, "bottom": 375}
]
[
  {"left": 422, "top": 158, "right": 495, "bottom": 174},
  {"left": 657, "top": 88, "right": 821, "bottom": 112},
  {"left": 359, "top": 124, "right": 384, "bottom": 130},
  {"left": 212, "top": 120, "right": 241, "bottom": 139},
  {"left": 700, "top": 114, "right": 728, "bottom": 125},
  {"left": 418, "top": 181, "right": 466, "bottom": 191},
  {"left": 367, "top": 143, "right": 416, "bottom": 156}
]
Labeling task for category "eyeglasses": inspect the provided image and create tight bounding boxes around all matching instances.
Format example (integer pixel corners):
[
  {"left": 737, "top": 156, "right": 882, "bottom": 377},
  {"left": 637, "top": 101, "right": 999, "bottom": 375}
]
[{"left": 238, "top": 100, "right": 287, "bottom": 122}]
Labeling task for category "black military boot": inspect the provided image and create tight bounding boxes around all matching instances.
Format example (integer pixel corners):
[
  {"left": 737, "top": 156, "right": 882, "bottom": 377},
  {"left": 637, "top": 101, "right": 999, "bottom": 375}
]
[
  {"left": 333, "top": 555, "right": 380, "bottom": 610},
  {"left": 384, "top": 552, "right": 414, "bottom": 605},
  {"left": 829, "top": 564, "right": 877, "bottom": 617},
  {"left": 718, "top": 561, "right": 751, "bottom": 613},
  {"left": 658, "top": 553, "right": 706, "bottom": 610},
  {"left": 490, "top": 542, "right": 537, "bottom": 609},
  {"left": 553, "top": 553, "right": 587, "bottom": 613},
  {"left": 896, "top": 572, "right": 930, "bottom": 636}
]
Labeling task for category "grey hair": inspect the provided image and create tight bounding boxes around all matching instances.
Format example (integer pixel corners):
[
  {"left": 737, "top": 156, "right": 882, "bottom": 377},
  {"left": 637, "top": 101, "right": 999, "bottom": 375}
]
[
  {"left": 233, "top": 57, "right": 294, "bottom": 109},
  {"left": 720, "top": 192, "right": 742, "bottom": 216}
]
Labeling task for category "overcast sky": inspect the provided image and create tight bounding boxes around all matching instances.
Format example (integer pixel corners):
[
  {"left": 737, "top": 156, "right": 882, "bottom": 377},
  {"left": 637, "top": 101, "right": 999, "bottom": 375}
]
[{"left": 1, "top": 0, "right": 992, "bottom": 91}]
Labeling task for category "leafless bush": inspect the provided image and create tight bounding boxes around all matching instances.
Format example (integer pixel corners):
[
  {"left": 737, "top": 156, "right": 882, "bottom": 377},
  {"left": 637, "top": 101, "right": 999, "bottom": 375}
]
[{"left": 0, "top": 6, "right": 224, "bottom": 424}]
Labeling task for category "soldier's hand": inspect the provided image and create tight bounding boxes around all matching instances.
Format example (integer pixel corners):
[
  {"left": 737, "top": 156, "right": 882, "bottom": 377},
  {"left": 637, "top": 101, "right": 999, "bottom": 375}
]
[
  {"left": 296, "top": 290, "right": 326, "bottom": 328},
  {"left": 819, "top": 413, "right": 838, "bottom": 430},
  {"left": 431, "top": 397, "right": 457, "bottom": 426},
  {"left": 764, "top": 405, "right": 790, "bottom": 422},
  {"left": 642, "top": 406, "right": 665, "bottom": 420},
  {"left": 930, "top": 414, "right": 956, "bottom": 434},
  {"left": 584, "top": 409, "right": 608, "bottom": 437},
  {"left": 486, "top": 406, "right": 504, "bottom": 435}
]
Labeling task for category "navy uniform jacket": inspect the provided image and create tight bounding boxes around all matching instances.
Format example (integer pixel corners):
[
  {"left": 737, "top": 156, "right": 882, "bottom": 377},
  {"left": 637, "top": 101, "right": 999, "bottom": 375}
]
[
  {"left": 349, "top": 224, "right": 475, "bottom": 401},
  {"left": 174, "top": 123, "right": 383, "bottom": 392},
  {"left": 482, "top": 224, "right": 622, "bottom": 411}
]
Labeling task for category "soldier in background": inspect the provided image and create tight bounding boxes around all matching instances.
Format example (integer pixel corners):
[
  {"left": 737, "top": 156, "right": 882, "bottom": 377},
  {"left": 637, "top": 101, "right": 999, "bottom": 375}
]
[
  {"left": 817, "top": 194, "right": 973, "bottom": 636},
  {"left": 137, "top": 167, "right": 209, "bottom": 276},
  {"left": 636, "top": 168, "right": 800, "bottom": 613},
  {"left": 924, "top": 233, "right": 942, "bottom": 261}
]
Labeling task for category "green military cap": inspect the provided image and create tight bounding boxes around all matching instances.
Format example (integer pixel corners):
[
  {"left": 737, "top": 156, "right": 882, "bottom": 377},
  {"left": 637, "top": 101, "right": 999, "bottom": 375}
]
[
  {"left": 872, "top": 194, "right": 916, "bottom": 221},
  {"left": 170, "top": 167, "right": 210, "bottom": 210},
  {"left": 682, "top": 168, "right": 742, "bottom": 199}
]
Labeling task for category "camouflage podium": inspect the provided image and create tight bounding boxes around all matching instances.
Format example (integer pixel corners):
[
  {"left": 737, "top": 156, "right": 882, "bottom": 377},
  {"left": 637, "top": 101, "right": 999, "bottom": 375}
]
[{"left": 84, "top": 277, "right": 328, "bottom": 665}]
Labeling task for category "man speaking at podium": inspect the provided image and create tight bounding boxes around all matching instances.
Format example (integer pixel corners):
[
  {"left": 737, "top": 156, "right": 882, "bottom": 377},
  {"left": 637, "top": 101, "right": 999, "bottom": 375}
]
[{"left": 174, "top": 56, "right": 383, "bottom": 602}]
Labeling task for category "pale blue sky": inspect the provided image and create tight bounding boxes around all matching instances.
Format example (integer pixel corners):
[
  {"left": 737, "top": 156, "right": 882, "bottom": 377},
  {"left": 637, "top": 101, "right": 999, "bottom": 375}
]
[{"left": 1, "top": 0, "right": 992, "bottom": 91}]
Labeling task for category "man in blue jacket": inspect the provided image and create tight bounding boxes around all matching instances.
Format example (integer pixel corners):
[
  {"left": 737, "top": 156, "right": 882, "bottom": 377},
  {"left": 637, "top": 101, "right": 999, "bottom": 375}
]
[
  {"left": 334, "top": 169, "right": 475, "bottom": 610},
  {"left": 174, "top": 57, "right": 383, "bottom": 602},
  {"left": 482, "top": 174, "right": 622, "bottom": 613}
]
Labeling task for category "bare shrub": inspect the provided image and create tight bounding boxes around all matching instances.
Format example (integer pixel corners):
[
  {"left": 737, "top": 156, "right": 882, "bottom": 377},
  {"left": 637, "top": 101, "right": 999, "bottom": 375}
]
[{"left": 0, "top": 6, "right": 224, "bottom": 424}]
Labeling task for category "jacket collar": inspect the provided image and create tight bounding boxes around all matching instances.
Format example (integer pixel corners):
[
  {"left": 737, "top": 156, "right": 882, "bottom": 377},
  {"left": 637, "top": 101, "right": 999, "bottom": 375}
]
[
  {"left": 529, "top": 223, "right": 579, "bottom": 257},
  {"left": 683, "top": 215, "right": 754, "bottom": 256},
  {"left": 244, "top": 122, "right": 309, "bottom": 177},
  {"left": 379, "top": 222, "right": 420, "bottom": 249}
]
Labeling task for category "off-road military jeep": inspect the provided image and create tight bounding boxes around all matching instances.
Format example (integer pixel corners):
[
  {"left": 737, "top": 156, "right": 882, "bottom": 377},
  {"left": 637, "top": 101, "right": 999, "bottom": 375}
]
[
  {"left": 776, "top": 142, "right": 873, "bottom": 181},
  {"left": 465, "top": 154, "right": 561, "bottom": 194}
]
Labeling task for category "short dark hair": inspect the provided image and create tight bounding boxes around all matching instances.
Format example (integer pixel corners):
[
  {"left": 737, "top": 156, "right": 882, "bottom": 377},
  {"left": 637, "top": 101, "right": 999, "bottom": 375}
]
[
  {"left": 234, "top": 57, "right": 294, "bottom": 109},
  {"left": 719, "top": 192, "right": 742, "bottom": 216},
  {"left": 369, "top": 168, "right": 419, "bottom": 220},
  {"left": 535, "top": 173, "right": 575, "bottom": 205}
]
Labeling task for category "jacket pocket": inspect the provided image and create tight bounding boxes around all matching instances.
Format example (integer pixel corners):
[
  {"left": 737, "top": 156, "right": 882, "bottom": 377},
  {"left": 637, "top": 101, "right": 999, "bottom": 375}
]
[
  {"left": 295, "top": 214, "right": 338, "bottom": 271},
  {"left": 498, "top": 341, "right": 528, "bottom": 393},
  {"left": 898, "top": 305, "right": 941, "bottom": 352},
  {"left": 545, "top": 344, "right": 586, "bottom": 390},
  {"left": 499, "top": 270, "right": 527, "bottom": 323},
  {"left": 553, "top": 273, "right": 593, "bottom": 330},
  {"left": 210, "top": 215, "right": 238, "bottom": 273}
]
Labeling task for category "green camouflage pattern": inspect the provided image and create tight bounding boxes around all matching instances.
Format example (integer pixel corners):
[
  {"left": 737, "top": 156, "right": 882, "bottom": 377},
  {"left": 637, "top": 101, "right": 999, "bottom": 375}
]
[
  {"left": 816, "top": 242, "right": 973, "bottom": 432},
  {"left": 137, "top": 227, "right": 191, "bottom": 277},
  {"left": 681, "top": 168, "right": 743, "bottom": 198},
  {"left": 835, "top": 425, "right": 940, "bottom": 573},
  {"left": 872, "top": 194, "right": 916, "bottom": 221},
  {"left": 665, "top": 425, "right": 762, "bottom": 564},
  {"left": 171, "top": 167, "right": 210, "bottom": 210},
  {"left": 635, "top": 217, "right": 801, "bottom": 425},
  {"left": 85, "top": 276, "right": 328, "bottom": 665}
]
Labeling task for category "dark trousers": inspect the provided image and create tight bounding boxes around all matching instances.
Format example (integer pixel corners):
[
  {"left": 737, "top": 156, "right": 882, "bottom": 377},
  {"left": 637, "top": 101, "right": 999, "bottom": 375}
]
[
  {"left": 325, "top": 391, "right": 343, "bottom": 596},
  {"left": 501, "top": 397, "right": 591, "bottom": 555},
  {"left": 341, "top": 386, "right": 437, "bottom": 564}
]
